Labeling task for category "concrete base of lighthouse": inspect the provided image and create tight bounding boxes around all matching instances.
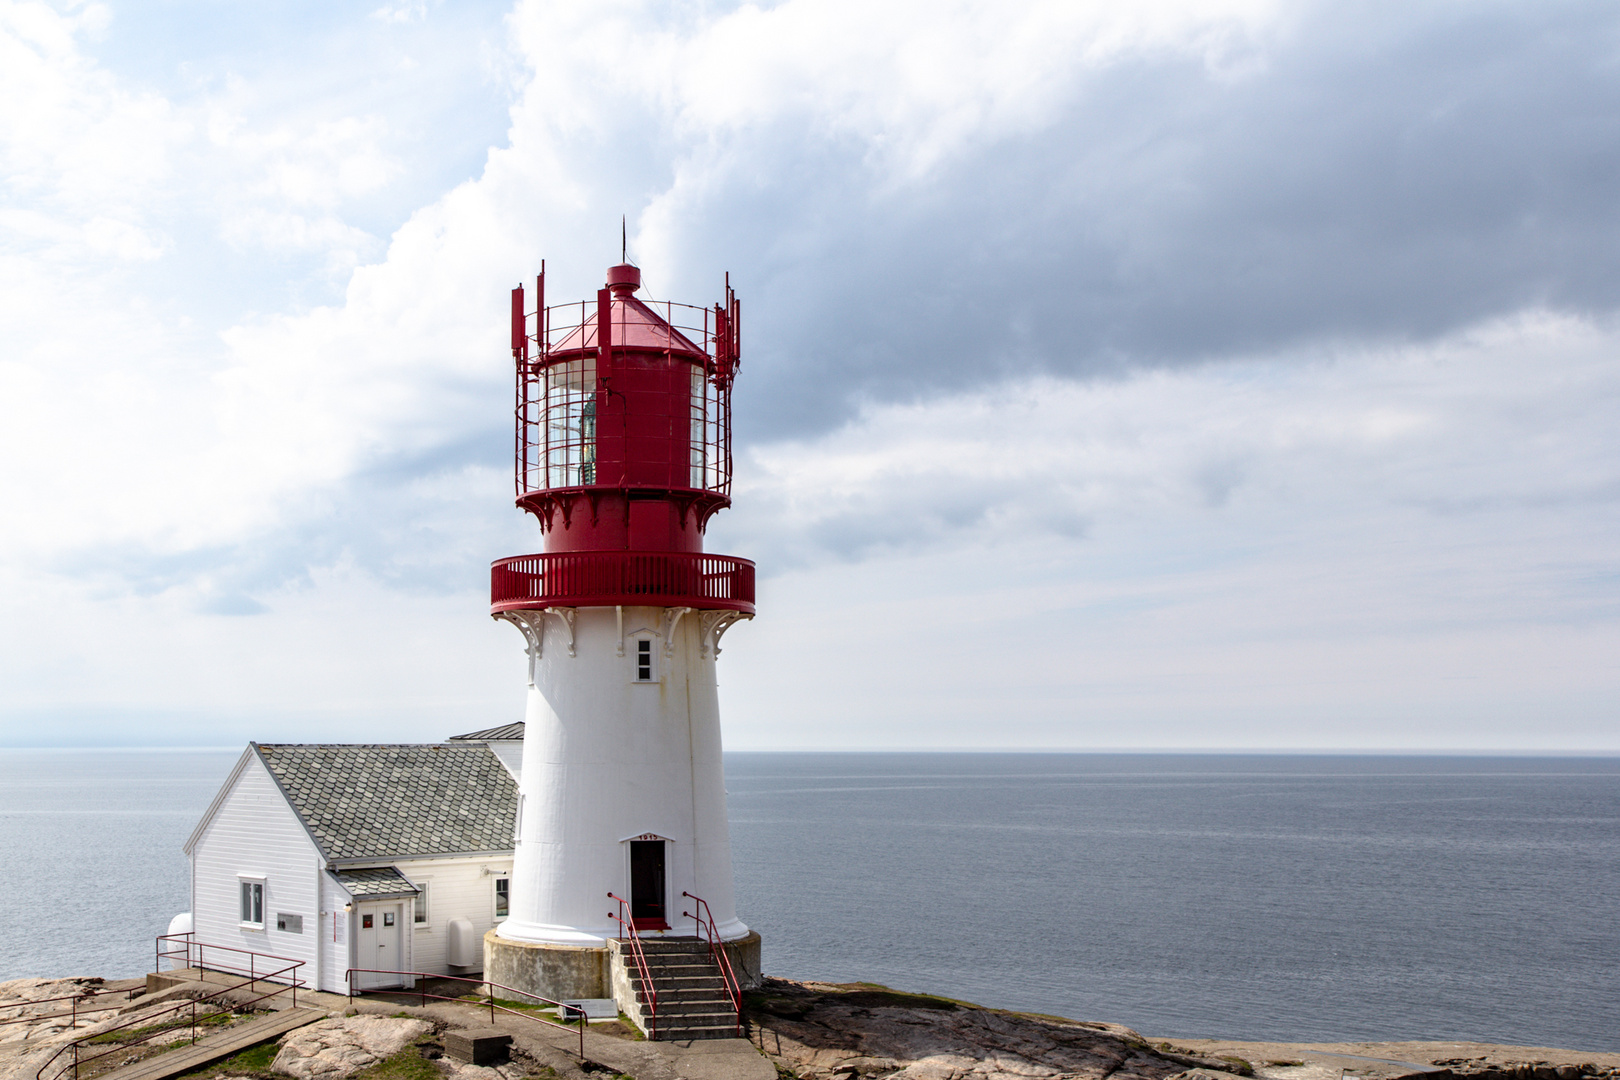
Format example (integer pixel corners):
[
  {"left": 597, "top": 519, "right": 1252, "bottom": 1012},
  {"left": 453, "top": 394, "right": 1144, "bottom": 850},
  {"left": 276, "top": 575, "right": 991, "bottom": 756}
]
[{"left": 483, "top": 929, "right": 762, "bottom": 1002}]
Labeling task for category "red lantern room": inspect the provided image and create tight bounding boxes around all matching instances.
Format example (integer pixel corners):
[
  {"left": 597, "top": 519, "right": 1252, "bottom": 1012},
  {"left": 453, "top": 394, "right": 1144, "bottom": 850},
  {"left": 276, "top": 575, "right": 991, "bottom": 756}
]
[{"left": 491, "top": 263, "right": 755, "bottom": 616}]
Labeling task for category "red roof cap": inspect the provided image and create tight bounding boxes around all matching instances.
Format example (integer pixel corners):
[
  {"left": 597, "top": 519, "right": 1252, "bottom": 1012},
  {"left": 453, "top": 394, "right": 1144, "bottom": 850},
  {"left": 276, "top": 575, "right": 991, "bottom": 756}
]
[{"left": 606, "top": 263, "right": 641, "bottom": 295}]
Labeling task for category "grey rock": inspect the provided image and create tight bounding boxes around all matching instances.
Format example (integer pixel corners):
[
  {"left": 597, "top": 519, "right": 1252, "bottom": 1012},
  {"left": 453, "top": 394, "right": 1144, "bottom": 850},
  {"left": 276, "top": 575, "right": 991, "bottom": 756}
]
[
  {"left": 748, "top": 979, "right": 1225, "bottom": 1080},
  {"left": 271, "top": 1016, "right": 431, "bottom": 1080}
]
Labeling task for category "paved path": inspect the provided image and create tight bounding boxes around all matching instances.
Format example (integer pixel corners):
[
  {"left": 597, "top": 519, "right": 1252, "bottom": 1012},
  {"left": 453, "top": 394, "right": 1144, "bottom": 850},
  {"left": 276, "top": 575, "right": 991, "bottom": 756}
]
[{"left": 341, "top": 996, "right": 775, "bottom": 1080}]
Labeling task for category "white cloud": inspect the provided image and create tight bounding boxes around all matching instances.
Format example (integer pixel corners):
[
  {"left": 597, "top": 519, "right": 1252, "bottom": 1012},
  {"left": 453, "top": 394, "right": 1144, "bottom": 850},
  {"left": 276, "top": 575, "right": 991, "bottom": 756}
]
[
  {"left": 734, "top": 312, "right": 1619, "bottom": 562},
  {"left": 82, "top": 215, "right": 167, "bottom": 260},
  {"left": 2, "top": 0, "right": 1618, "bottom": 751},
  {"left": 0, "top": 1, "right": 183, "bottom": 211},
  {"left": 706, "top": 314, "right": 1620, "bottom": 749}
]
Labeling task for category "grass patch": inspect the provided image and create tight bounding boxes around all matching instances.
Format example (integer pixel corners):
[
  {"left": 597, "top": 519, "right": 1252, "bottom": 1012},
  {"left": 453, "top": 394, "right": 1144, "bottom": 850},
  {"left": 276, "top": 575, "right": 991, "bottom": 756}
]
[
  {"left": 84, "top": 1011, "right": 234, "bottom": 1045},
  {"left": 351, "top": 1047, "right": 442, "bottom": 1080},
  {"left": 463, "top": 994, "right": 572, "bottom": 1021},
  {"left": 746, "top": 982, "right": 965, "bottom": 1019},
  {"left": 176, "top": 1040, "right": 280, "bottom": 1079},
  {"left": 995, "top": 1010, "right": 1092, "bottom": 1026},
  {"left": 834, "top": 988, "right": 959, "bottom": 1012},
  {"left": 1217, "top": 1056, "right": 1255, "bottom": 1076}
]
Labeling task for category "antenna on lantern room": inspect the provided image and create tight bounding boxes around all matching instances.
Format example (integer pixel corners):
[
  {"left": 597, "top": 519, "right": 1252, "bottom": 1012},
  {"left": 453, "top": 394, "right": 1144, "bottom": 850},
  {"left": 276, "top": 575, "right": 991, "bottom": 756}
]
[{"left": 621, "top": 215, "right": 627, "bottom": 264}]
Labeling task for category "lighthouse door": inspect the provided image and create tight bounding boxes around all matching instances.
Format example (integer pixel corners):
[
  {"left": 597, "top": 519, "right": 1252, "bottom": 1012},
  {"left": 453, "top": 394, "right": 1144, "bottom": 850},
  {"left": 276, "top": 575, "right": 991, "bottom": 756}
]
[{"left": 629, "top": 840, "right": 668, "bottom": 930}]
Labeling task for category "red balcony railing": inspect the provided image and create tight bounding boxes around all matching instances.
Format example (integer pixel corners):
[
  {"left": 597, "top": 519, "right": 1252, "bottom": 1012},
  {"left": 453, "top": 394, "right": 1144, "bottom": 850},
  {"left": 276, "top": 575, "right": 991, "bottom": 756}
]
[{"left": 491, "top": 551, "right": 755, "bottom": 614}]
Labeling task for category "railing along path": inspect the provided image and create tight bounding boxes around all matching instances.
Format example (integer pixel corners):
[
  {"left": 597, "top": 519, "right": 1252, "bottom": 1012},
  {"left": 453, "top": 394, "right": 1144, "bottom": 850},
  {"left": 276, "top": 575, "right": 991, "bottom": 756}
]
[
  {"left": 0, "top": 985, "right": 141, "bottom": 1032},
  {"left": 607, "top": 893, "right": 658, "bottom": 1040},
  {"left": 681, "top": 892, "right": 744, "bottom": 1037},
  {"left": 343, "top": 971, "right": 585, "bottom": 1060},
  {"left": 35, "top": 936, "right": 305, "bottom": 1080}
]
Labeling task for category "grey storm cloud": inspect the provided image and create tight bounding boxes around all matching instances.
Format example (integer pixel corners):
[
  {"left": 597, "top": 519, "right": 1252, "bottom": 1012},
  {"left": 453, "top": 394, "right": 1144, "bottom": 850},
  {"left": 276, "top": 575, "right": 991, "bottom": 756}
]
[{"left": 660, "top": 0, "right": 1620, "bottom": 442}]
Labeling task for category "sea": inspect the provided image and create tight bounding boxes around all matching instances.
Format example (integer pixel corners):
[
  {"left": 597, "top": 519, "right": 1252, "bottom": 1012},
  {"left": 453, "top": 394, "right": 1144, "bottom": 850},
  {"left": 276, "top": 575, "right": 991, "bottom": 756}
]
[{"left": 1, "top": 750, "right": 1616, "bottom": 1051}]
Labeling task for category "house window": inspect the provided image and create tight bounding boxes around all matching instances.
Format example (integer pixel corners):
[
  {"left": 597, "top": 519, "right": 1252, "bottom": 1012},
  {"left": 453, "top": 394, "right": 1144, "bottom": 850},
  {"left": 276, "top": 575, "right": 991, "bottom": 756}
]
[
  {"left": 239, "top": 881, "right": 264, "bottom": 927},
  {"left": 414, "top": 882, "right": 430, "bottom": 925},
  {"left": 276, "top": 913, "right": 303, "bottom": 934},
  {"left": 494, "top": 878, "right": 510, "bottom": 919},
  {"left": 636, "top": 639, "right": 654, "bottom": 681}
]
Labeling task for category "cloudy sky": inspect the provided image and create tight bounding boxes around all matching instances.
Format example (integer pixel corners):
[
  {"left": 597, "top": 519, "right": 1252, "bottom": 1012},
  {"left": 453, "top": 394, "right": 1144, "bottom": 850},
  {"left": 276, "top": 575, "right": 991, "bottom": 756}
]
[{"left": 3, "top": 0, "right": 1618, "bottom": 751}]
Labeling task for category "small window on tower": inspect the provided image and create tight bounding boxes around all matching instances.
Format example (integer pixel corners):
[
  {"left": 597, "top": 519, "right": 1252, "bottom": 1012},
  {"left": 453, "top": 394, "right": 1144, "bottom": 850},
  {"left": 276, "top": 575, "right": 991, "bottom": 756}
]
[
  {"left": 494, "top": 878, "right": 510, "bottom": 919},
  {"left": 636, "top": 639, "right": 653, "bottom": 681}
]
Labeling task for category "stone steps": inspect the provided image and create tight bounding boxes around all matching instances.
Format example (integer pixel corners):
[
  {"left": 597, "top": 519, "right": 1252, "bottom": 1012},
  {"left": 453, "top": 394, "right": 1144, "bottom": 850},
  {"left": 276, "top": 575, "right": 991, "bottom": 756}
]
[
  {"left": 609, "top": 937, "right": 739, "bottom": 1041},
  {"left": 626, "top": 985, "right": 730, "bottom": 1003}
]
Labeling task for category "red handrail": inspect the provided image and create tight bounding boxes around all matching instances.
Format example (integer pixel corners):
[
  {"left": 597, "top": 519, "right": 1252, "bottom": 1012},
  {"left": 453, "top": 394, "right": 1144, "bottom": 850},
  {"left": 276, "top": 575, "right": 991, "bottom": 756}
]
[
  {"left": 154, "top": 933, "right": 304, "bottom": 1003},
  {"left": 344, "top": 970, "right": 584, "bottom": 1060},
  {"left": 606, "top": 893, "right": 657, "bottom": 1040},
  {"left": 37, "top": 947, "right": 305, "bottom": 1080},
  {"left": 681, "top": 891, "right": 743, "bottom": 1037},
  {"left": 0, "top": 984, "right": 141, "bottom": 1030}
]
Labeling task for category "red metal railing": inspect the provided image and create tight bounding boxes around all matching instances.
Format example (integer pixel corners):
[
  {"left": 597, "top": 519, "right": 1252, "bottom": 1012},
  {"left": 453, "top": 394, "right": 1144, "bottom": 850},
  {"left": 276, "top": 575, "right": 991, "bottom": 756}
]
[
  {"left": 0, "top": 984, "right": 141, "bottom": 1031},
  {"left": 344, "top": 970, "right": 584, "bottom": 1060},
  {"left": 607, "top": 894, "right": 658, "bottom": 1040},
  {"left": 155, "top": 934, "right": 303, "bottom": 1004},
  {"left": 491, "top": 551, "right": 754, "bottom": 614},
  {"left": 511, "top": 274, "right": 739, "bottom": 501},
  {"left": 36, "top": 940, "right": 304, "bottom": 1080},
  {"left": 681, "top": 892, "right": 743, "bottom": 1037}
]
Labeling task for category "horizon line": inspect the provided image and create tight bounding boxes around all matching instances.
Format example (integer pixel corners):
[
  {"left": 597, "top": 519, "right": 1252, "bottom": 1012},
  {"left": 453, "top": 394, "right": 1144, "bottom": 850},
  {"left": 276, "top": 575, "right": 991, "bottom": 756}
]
[{"left": 1, "top": 744, "right": 1618, "bottom": 757}]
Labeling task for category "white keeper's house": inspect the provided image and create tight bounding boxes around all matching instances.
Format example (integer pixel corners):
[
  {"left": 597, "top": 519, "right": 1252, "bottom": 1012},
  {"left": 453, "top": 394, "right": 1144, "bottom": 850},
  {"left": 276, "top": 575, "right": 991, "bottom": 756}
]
[{"left": 180, "top": 724, "right": 525, "bottom": 993}]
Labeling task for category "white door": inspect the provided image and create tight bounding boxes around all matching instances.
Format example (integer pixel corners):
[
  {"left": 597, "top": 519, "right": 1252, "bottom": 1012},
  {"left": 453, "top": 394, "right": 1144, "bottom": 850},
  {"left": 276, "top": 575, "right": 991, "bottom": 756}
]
[{"left": 355, "top": 904, "right": 403, "bottom": 989}]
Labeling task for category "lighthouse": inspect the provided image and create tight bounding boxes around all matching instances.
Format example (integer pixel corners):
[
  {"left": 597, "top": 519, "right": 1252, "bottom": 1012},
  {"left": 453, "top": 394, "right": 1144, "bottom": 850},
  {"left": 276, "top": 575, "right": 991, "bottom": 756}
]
[{"left": 482, "top": 260, "right": 760, "bottom": 1033}]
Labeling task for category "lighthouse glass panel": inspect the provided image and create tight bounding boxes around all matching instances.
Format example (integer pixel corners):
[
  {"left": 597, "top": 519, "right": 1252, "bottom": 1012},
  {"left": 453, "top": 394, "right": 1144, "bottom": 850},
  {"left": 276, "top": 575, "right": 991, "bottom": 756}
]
[
  {"left": 539, "top": 356, "right": 597, "bottom": 489},
  {"left": 688, "top": 365, "right": 728, "bottom": 492}
]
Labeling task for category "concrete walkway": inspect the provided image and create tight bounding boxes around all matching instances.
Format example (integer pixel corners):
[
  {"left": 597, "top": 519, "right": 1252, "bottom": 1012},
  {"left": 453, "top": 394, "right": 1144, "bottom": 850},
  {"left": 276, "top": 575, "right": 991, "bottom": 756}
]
[{"left": 341, "top": 995, "right": 776, "bottom": 1080}]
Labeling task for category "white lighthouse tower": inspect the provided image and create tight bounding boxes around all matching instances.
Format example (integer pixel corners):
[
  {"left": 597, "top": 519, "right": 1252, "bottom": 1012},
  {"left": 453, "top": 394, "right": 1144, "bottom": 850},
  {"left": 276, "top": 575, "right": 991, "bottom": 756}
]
[{"left": 482, "top": 261, "right": 760, "bottom": 1037}]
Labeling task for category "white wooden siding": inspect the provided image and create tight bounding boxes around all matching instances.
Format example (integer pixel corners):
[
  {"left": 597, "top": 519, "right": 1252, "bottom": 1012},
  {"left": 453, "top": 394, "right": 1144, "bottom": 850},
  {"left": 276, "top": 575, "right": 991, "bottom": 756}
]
[
  {"left": 189, "top": 754, "right": 322, "bottom": 989},
  {"left": 318, "top": 872, "right": 350, "bottom": 993},
  {"left": 396, "top": 857, "right": 513, "bottom": 976}
]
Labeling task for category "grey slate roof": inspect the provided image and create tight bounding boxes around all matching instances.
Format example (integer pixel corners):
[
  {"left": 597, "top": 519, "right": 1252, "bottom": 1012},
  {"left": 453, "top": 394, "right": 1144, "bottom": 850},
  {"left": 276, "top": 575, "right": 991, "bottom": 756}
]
[
  {"left": 254, "top": 743, "right": 517, "bottom": 862},
  {"left": 448, "top": 723, "right": 525, "bottom": 741},
  {"left": 334, "top": 867, "right": 420, "bottom": 899}
]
